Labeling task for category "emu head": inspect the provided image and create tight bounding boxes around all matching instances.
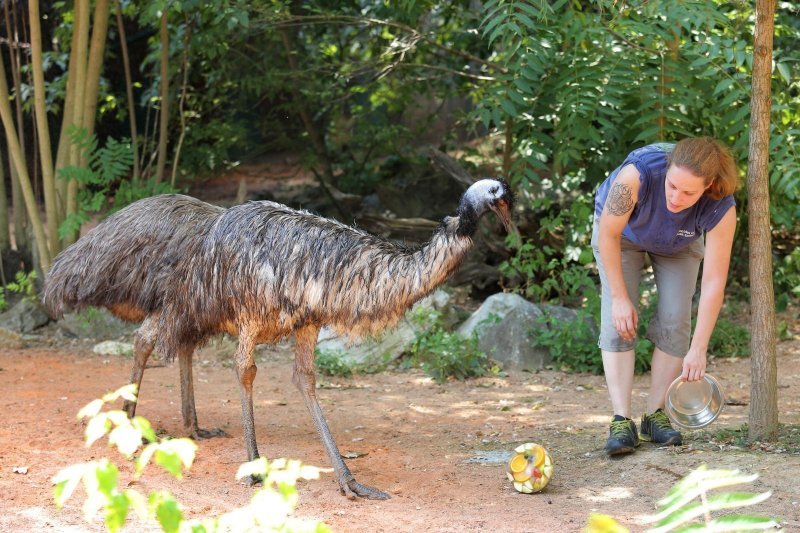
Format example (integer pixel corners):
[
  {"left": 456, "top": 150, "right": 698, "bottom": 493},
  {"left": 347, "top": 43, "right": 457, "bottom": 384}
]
[{"left": 456, "top": 178, "right": 514, "bottom": 237}]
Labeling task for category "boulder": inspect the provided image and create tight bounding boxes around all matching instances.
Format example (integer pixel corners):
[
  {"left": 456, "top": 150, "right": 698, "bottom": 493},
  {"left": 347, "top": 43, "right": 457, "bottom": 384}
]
[
  {"left": 316, "top": 289, "right": 453, "bottom": 366},
  {"left": 0, "top": 327, "right": 25, "bottom": 349},
  {"left": 0, "top": 299, "right": 50, "bottom": 333},
  {"left": 457, "top": 292, "right": 550, "bottom": 370},
  {"left": 57, "top": 308, "right": 137, "bottom": 340}
]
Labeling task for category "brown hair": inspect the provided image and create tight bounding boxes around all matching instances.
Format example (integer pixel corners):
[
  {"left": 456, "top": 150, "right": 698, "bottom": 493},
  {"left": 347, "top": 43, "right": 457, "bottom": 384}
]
[{"left": 667, "top": 137, "right": 739, "bottom": 200}]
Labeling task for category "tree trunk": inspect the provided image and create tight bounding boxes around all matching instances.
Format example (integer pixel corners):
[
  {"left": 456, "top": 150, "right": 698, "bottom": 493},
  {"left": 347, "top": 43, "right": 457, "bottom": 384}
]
[
  {"left": 4, "top": 1, "right": 29, "bottom": 256},
  {"left": 114, "top": 0, "right": 141, "bottom": 184},
  {"left": 55, "top": 7, "right": 82, "bottom": 217},
  {"left": 0, "top": 148, "right": 10, "bottom": 257},
  {"left": 81, "top": 0, "right": 110, "bottom": 146},
  {"left": 154, "top": 10, "right": 170, "bottom": 185},
  {"left": 28, "top": 0, "right": 60, "bottom": 259},
  {"left": 747, "top": 0, "right": 778, "bottom": 442},
  {"left": 171, "top": 14, "right": 192, "bottom": 188},
  {"left": 63, "top": 0, "right": 90, "bottom": 247},
  {"left": 0, "top": 57, "right": 52, "bottom": 273}
]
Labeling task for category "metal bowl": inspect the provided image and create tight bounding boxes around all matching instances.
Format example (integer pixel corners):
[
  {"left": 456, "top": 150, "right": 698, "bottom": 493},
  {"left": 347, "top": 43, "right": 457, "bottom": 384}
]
[{"left": 664, "top": 374, "right": 725, "bottom": 429}]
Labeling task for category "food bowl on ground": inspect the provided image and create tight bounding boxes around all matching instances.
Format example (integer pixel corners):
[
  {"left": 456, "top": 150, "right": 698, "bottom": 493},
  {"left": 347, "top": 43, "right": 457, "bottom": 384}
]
[{"left": 664, "top": 374, "right": 725, "bottom": 429}]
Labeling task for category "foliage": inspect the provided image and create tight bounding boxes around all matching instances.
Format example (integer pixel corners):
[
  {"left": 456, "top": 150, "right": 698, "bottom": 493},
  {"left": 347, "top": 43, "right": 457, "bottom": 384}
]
[
  {"left": 707, "top": 318, "right": 751, "bottom": 358},
  {"left": 53, "top": 384, "right": 330, "bottom": 533},
  {"left": 774, "top": 247, "right": 800, "bottom": 311},
  {"left": 0, "top": 270, "right": 40, "bottom": 311},
  {"left": 586, "top": 465, "right": 779, "bottom": 533},
  {"left": 407, "top": 307, "right": 495, "bottom": 383},
  {"left": 500, "top": 169, "right": 595, "bottom": 305},
  {"left": 4, "top": 270, "right": 38, "bottom": 302},
  {"left": 314, "top": 348, "right": 355, "bottom": 378},
  {"left": 531, "top": 308, "right": 601, "bottom": 375}
]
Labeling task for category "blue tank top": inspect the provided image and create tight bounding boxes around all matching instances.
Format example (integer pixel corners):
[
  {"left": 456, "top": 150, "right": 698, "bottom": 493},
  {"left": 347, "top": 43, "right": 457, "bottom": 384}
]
[{"left": 594, "top": 143, "right": 735, "bottom": 255}]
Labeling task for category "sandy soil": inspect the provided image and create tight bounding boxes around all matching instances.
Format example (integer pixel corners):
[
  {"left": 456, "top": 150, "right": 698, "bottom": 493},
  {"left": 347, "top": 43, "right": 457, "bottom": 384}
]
[{"left": 1, "top": 333, "right": 799, "bottom": 533}]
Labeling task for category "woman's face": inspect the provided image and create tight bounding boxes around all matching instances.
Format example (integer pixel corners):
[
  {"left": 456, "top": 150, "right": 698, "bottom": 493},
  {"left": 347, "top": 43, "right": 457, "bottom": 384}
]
[{"left": 664, "top": 165, "right": 710, "bottom": 213}]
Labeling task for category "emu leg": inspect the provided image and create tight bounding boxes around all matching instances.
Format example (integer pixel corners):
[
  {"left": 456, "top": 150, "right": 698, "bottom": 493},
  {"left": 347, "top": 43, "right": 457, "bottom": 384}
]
[
  {"left": 234, "top": 332, "right": 261, "bottom": 469},
  {"left": 293, "top": 325, "right": 389, "bottom": 500},
  {"left": 123, "top": 316, "right": 157, "bottom": 418},
  {"left": 179, "top": 344, "right": 228, "bottom": 440}
]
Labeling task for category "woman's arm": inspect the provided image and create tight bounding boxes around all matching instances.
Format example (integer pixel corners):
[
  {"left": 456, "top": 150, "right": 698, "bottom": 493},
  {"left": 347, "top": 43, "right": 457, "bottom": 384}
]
[
  {"left": 598, "top": 164, "right": 641, "bottom": 341},
  {"left": 682, "top": 206, "right": 737, "bottom": 381}
]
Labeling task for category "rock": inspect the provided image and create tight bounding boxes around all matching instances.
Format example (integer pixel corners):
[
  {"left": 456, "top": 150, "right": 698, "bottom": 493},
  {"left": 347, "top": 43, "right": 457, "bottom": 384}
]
[
  {"left": 457, "top": 293, "right": 550, "bottom": 370},
  {"left": 316, "top": 289, "right": 453, "bottom": 366},
  {"left": 457, "top": 293, "right": 599, "bottom": 370},
  {"left": 0, "top": 299, "right": 50, "bottom": 333},
  {"left": 57, "top": 308, "right": 137, "bottom": 340},
  {"left": 0, "top": 327, "right": 25, "bottom": 349},
  {"left": 92, "top": 341, "right": 134, "bottom": 357}
]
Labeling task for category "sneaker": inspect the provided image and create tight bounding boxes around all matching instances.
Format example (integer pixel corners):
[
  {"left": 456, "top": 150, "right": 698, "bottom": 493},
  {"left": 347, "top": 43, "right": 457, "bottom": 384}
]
[
  {"left": 640, "top": 409, "right": 683, "bottom": 446},
  {"left": 605, "top": 415, "right": 639, "bottom": 456}
]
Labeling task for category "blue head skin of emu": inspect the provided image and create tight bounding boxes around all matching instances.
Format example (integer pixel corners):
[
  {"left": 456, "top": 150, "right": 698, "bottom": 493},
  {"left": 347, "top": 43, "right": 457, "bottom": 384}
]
[{"left": 456, "top": 178, "right": 514, "bottom": 237}]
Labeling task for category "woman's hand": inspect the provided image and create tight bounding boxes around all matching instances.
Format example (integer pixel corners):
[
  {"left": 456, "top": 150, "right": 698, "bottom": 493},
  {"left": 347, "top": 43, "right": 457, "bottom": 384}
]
[
  {"left": 682, "top": 346, "right": 707, "bottom": 382},
  {"left": 611, "top": 296, "right": 638, "bottom": 341}
]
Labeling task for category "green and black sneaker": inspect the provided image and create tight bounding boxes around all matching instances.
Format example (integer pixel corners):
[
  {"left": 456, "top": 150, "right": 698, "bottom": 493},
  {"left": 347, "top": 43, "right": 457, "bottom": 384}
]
[
  {"left": 640, "top": 409, "right": 682, "bottom": 446},
  {"left": 605, "top": 415, "right": 640, "bottom": 456}
]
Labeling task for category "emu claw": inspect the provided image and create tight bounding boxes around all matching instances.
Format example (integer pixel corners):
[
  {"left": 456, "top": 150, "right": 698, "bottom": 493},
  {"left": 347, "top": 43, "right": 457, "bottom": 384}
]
[
  {"left": 342, "top": 479, "right": 390, "bottom": 500},
  {"left": 190, "top": 427, "right": 230, "bottom": 440}
]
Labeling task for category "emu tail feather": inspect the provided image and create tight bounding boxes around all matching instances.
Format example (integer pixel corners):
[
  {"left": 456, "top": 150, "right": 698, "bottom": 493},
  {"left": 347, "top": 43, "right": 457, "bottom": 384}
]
[{"left": 43, "top": 195, "right": 224, "bottom": 323}]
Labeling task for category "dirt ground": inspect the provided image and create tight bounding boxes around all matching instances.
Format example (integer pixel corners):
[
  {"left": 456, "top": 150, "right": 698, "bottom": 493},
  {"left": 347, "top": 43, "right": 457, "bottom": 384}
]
[{"left": 1, "top": 331, "right": 800, "bottom": 533}]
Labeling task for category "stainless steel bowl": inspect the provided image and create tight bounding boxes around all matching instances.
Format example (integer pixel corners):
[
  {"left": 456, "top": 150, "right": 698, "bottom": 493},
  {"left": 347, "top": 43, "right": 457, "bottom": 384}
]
[{"left": 664, "top": 374, "right": 725, "bottom": 429}]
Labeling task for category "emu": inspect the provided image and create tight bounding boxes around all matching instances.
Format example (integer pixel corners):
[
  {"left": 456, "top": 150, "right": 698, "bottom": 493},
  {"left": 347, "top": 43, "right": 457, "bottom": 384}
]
[
  {"left": 155, "top": 178, "right": 512, "bottom": 499},
  {"left": 43, "top": 195, "right": 225, "bottom": 439}
]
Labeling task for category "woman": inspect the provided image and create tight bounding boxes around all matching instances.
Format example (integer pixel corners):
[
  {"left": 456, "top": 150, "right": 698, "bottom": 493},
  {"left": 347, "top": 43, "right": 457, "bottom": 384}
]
[{"left": 592, "top": 137, "right": 738, "bottom": 456}]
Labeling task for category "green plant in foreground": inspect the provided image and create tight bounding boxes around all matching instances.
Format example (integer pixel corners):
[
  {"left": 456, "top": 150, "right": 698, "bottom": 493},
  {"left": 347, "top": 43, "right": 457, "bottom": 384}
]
[
  {"left": 586, "top": 465, "right": 779, "bottom": 533},
  {"left": 53, "top": 385, "right": 331, "bottom": 533}
]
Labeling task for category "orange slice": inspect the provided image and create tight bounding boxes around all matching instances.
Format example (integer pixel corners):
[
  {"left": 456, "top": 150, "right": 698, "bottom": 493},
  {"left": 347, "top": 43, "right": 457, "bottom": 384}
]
[
  {"left": 529, "top": 445, "right": 545, "bottom": 467},
  {"left": 509, "top": 453, "right": 528, "bottom": 473}
]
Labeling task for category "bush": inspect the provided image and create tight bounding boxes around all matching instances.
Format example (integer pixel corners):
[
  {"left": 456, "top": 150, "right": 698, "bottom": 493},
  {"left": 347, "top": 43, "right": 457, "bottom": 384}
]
[
  {"left": 315, "top": 348, "right": 355, "bottom": 378},
  {"left": 407, "top": 308, "right": 496, "bottom": 383},
  {"left": 707, "top": 317, "right": 751, "bottom": 358},
  {"left": 531, "top": 309, "right": 601, "bottom": 374}
]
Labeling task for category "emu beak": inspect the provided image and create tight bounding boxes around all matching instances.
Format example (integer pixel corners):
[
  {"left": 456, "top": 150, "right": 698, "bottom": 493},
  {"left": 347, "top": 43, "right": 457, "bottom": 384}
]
[{"left": 490, "top": 199, "right": 513, "bottom": 233}]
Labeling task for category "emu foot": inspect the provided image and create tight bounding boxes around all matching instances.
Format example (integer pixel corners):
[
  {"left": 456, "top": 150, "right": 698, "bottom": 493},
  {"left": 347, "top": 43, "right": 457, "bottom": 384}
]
[
  {"left": 189, "top": 427, "right": 230, "bottom": 440},
  {"left": 341, "top": 478, "right": 390, "bottom": 500}
]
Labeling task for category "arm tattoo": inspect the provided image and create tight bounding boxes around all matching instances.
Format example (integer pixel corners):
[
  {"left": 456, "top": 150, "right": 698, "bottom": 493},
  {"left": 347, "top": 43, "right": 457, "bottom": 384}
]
[{"left": 606, "top": 183, "right": 634, "bottom": 216}]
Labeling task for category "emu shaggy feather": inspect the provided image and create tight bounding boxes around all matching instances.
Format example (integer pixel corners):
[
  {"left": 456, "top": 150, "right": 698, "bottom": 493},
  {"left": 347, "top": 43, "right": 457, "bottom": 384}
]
[
  {"left": 45, "top": 179, "right": 513, "bottom": 500},
  {"left": 43, "top": 195, "right": 225, "bottom": 439}
]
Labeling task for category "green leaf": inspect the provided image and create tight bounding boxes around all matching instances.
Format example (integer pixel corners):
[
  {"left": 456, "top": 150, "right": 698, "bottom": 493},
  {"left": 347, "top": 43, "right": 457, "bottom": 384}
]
[
  {"left": 236, "top": 457, "right": 270, "bottom": 481},
  {"left": 52, "top": 464, "right": 89, "bottom": 508},
  {"left": 77, "top": 399, "right": 104, "bottom": 420},
  {"left": 707, "top": 514, "right": 780, "bottom": 531},
  {"left": 155, "top": 449, "right": 184, "bottom": 478},
  {"left": 104, "top": 493, "right": 130, "bottom": 533},
  {"left": 95, "top": 460, "right": 119, "bottom": 496},
  {"left": 776, "top": 62, "right": 792, "bottom": 85},
  {"left": 84, "top": 414, "right": 111, "bottom": 447},
  {"left": 132, "top": 416, "right": 158, "bottom": 443},
  {"left": 152, "top": 492, "right": 183, "bottom": 533}
]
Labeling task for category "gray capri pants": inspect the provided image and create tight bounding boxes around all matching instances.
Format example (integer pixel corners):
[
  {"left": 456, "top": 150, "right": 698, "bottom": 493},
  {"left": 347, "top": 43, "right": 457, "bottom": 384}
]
[{"left": 591, "top": 221, "right": 705, "bottom": 357}]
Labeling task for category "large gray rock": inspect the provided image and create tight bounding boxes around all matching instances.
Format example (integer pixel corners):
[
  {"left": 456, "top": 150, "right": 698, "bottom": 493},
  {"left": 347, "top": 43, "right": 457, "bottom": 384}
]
[
  {"left": 0, "top": 299, "right": 50, "bottom": 333},
  {"left": 57, "top": 308, "right": 137, "bottom": 340},
  {"left": 316, "top": 289, "right": 453, "bottom": 366},
  {"left": 457, "top": 293, "right": 599, "bottom": 370},
  {"left": 0, "top": 327, "right": 25, "bottom": 349},
  {"left": 457, "top": 292, "right": 550, "bottom": 370}
]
